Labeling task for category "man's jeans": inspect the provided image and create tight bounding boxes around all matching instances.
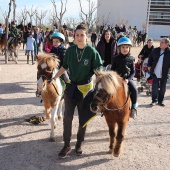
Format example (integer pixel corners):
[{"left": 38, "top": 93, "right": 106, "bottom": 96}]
[{"left": 152, "top": 74, "right": 167, "bottom": 103}]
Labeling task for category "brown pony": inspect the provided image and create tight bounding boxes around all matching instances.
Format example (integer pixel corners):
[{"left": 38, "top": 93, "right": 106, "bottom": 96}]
[
  {"left": 90, "top": 70, "right": 131, "bottom": 157},
  {"left": 37, "top": 54, "right": 64, "bottom": 142},
  {"left": 8, "top": 34, "right": 22, "bottom": 63},
  {"left": 0, "top": 33, "right": 5, "bottom": 55}
]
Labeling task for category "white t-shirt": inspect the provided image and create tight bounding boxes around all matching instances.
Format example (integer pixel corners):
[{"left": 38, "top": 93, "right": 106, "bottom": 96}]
[{"left": 154, "top": 50, "right": 164, "bottom": 78}]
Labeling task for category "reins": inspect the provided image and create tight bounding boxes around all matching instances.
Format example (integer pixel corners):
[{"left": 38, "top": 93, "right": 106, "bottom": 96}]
[
  {"left": 101, "top": 93, "right": 130, "bottom": 111},
  {"left": 40, "top": 74, "right": 62, "bottom": 96}
]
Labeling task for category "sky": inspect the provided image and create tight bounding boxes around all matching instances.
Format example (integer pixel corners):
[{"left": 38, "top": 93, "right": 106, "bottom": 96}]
[{"left": 0, "top": 0, "right": 98, "bottom": 22}]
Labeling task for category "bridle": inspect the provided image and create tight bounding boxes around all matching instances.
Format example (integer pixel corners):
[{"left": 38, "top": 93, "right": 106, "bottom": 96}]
[
  {"left": 93, "top": 93, "right": 110, "bottom": 105},
  {"left": 39, "top": 70, "right": 62, "bottom": 96},
  {"left": 93, "top": 91, "right": 130, "bottom": 112}
]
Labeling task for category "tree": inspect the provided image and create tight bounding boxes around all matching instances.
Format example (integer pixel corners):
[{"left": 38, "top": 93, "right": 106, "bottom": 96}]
[
  {"left": 12, "top": 0, "right": 16, "bottom": 22},
  {"left": 20, "top": 7, "right": 28, "bottom": 26},
  {"left": 0, "top": 7, "right": 7, "bottom": 23},
  {"left": 65, "top": 17, "right": 80, "bottom": 29},
  {"left": 26, "top": 5, "right": 37, "bottom": 27},
  {"left": 36, "top": 10, "right": 48, "bottom": 28},
  {"left": 4, "top": 0, "right": 13, "bottom": 63},
  {"left": 51, "top": 0, "right": 68, "bottom": 31},
  {"left": 78, "top": 0, "right": 99, "bottom": 29}
]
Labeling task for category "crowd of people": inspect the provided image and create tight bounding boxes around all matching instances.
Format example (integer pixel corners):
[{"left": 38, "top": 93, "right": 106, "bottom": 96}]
[{"left": 1, "top": 20, "right": 170, "bottom": 159}]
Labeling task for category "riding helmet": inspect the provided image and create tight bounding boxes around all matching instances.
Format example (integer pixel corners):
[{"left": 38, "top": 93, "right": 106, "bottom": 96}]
[
  {"left": 51, "top": 32, "right": 65, "bottom": 42},
  {"left": 117, "top": 37, "right": 132, "bottom": 47},
  {"left": 11, "top": 21, "right": 16, "bottom": 25},
  {"left": 49, "top": 30, "right": 53, "bottom": 35}
]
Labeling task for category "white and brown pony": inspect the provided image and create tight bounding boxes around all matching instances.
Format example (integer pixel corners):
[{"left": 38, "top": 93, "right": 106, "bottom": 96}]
[{"left": 36, "top": 54, "right": 64, "bottom": 142}]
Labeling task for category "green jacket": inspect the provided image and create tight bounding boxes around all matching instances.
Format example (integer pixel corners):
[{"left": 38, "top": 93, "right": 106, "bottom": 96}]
[
  {"left": 10, "top": 27, "right": 18, "bottom": 37},
  {"left": 63, "top": 44, "right": 103, "bottom": 83}
]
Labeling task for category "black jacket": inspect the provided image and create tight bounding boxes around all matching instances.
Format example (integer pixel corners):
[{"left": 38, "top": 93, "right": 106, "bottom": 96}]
[
  {"left": 111, "top": 53, "right": 135, "bottom": 80},
  {"left": 96, "top": 37, "right": 117, "bottom": 65},
  {"left": 50, "top": 45, "right": 66, "bottom": 67},
  {"left": 139, "top": 44, "right": 154, "bottom": 60},
  {"left": 91, "top": 33, "right": 97, "bottom": 42},
  {"left": 148, "top": 47, "right": 170, "bottom": 79}
]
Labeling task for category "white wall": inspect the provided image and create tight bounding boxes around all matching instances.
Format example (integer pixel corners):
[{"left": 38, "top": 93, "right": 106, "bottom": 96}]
[
  {"left": 148, "top": 25, "right": 170, "bottom": 40},
  {"left": 98, "top": 0, "right": 148, "bottom": 30},
  {"left": 97, "top": 0, "right": 170, "bottom": 39}
]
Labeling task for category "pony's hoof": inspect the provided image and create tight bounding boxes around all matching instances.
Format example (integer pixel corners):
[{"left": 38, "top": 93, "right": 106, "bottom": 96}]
[
  {"left": 108, "top": 149, "right": 113, "bottom": 154},
  {"left": 46, "top": 114, "right": 50, "bottom": 119},
  {"left": 58, "top": 115, "right": 62, "bottom": 120},
  {"left": 46, "top": 116, "right": 50, "bottom": 120},
  {"left": 50, "top": 137, "right": 56, "bottom": 142},
  {"left": 113, "top": 153, "right": 120, "bottom": 157}
]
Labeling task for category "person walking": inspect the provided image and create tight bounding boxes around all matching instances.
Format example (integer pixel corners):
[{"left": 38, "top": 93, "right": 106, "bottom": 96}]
[
  {"left": 33, "top": 27, "right": 42, "bottom": 55},
  {"left": 0, "top": 23, "right": 4, "bottom": 35},
  {"left": 91, "top": 31, "right": 97, "bottom": 47},
  {"left": 148, "top": 38, "right": 170, "bottom": 106},
  {"left": 96, "top": 29, "right": 117, "bottom": 67},
  {"left": 53, "top": 23, "right": 103, "bottom": 158},
  {"left": 138, "top": 38, "right": 154, "bottom": 61},
  {"left": 44, "top": 30, "right": 53, "bottom": 53},
  {"left": 26, "top": 32, "right": 36, "bottom": 65}
]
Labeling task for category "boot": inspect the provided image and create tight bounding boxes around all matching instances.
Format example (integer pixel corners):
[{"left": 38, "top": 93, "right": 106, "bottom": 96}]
[
  {"left": 27, "top": 56, "right": 29, "bottom": 64},
  {"left": 31, "top": 55, "right": 35, "bottom": 65},
  {"left": 130, "top": 108, "right": 137, "bottom": 119}
]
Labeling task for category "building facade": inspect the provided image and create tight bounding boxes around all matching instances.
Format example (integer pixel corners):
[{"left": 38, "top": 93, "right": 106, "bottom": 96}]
[{"left": 97, "top": 0, "right": 170, "bottom": 39}]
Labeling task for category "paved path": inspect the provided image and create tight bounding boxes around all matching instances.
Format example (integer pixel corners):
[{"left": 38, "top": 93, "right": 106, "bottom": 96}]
[{"left": 0, "top": 43, "right": 170, "bottom": 170}]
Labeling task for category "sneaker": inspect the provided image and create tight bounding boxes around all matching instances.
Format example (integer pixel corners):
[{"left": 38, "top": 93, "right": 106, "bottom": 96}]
[
  {"left": 75, "top": 143, "right": 82, "bottom": 156},
  {"left": 58, "top": 145, "right": 71, "bottom": 159},
  {"left": 150, "top": 102, "right": 158, "bottom": 106},
  {"left": 158, "top": 102, "right": 165, "bottom": 107},
  {"left": 130, "top": 108, "right": 137, "bottom": 119}
]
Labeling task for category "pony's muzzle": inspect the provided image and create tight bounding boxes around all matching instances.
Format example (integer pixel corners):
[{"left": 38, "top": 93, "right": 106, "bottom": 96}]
[{"left": 90, "top": 103, "right": 100, "bottom": 113}]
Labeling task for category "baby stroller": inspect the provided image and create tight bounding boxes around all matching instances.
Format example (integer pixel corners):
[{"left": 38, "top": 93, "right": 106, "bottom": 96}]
[{"left": 135, "top": 57, "right": 152, "bottom": 96}]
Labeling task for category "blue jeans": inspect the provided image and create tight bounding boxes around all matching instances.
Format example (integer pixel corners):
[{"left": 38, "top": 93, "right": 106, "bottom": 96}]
[{"left": 151, "top": 74, "right": 167, "bottom": 103}]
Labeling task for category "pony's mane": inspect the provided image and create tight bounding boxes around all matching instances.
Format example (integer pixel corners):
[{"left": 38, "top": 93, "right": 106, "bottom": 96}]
[
  {"left": 36, "top": 54, "right": 60, "bottom": 69},
  {"left": 95, "top": 70, "right": 127, "bottom": 95}
]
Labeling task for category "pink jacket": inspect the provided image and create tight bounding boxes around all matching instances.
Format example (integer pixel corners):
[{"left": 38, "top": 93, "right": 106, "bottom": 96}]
[{"left": 45, "top": 40, "right": 53, "bottom": 53}]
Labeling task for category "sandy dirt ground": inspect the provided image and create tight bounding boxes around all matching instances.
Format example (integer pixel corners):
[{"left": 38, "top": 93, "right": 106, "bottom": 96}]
[{"left": 0, "top": 41, "right": 170, "bottom": 170}]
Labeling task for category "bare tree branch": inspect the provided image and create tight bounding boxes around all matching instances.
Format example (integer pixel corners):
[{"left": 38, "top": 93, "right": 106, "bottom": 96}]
[
  {"left": 26, "top": 5, "right": 37, "bottom": 26},
  {"left": 36, "top": 10, "right": 48, "bottom": 27},
  {"left": 12, "top": 0, "right": 16, "bottom": 21},
  {"left": 21, "top": 7, "right": 28, "bottom": 25},
  {"left": 51, "top": 0, "right": 68, "bottom": 31},
  {"left": 0, "top": 7, "right": 7, "bottom": 21},
  {"left": 78, "top": 0, "right": 100, "bottom": 29},
  {"left": 7, "top": 0, "right": 13, "bottom": 18}
]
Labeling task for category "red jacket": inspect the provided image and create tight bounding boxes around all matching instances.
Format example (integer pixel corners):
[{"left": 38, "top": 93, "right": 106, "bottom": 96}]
[{"left": 45, "top": 40, "right": 53, "bottom": 53}]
